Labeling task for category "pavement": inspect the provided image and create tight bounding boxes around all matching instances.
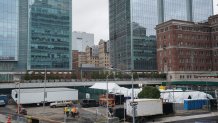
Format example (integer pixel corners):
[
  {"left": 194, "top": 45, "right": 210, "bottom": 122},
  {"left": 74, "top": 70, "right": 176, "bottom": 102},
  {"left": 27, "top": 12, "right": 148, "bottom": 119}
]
[
  {"left": 148, "top": 112, "right": 218, "bottom": 123},
  {"left": 1, "top": 104, "right": 218, "bottom": 123},
  {"left": 0, "top": 104, "right": 107, "bottom": 123}
]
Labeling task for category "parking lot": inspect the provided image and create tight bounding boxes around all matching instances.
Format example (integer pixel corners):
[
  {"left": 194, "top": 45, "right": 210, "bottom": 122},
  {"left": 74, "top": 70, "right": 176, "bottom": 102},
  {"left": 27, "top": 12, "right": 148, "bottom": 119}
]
[{"left": 0, "top": 104, "right": 108, "bottom": 123}]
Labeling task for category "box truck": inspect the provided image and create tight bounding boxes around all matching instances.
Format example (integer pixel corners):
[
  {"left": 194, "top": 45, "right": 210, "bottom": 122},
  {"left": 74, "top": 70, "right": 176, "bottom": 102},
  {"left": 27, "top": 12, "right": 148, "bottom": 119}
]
[
  {"left": 11, "top": 88, "right": 78, "bottom": 104},
  {"left": 126, "top": 99, "right": 163, "bottom": 117}
]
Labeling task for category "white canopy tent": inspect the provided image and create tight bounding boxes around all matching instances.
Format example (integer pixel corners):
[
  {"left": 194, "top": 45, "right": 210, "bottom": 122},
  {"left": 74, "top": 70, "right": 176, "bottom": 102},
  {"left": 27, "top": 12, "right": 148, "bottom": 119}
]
[
  {"left": 161, "top": 90, "right": 213, "bottom": 103},
  {"left": 89, "top": 82, "right": 142, "bottom": 98}
]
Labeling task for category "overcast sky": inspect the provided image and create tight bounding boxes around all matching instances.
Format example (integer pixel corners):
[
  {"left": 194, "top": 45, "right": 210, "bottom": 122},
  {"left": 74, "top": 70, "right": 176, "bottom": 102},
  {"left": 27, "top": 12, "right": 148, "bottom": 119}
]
[{"left": 73, "top": 0, "right": 218, "bottom": 44}]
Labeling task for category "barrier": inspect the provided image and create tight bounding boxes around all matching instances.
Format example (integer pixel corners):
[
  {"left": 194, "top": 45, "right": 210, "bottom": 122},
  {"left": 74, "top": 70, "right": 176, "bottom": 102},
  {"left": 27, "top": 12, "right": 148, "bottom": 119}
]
[{"left": 184, "top": 99, "right": 208, "bottom": 110}]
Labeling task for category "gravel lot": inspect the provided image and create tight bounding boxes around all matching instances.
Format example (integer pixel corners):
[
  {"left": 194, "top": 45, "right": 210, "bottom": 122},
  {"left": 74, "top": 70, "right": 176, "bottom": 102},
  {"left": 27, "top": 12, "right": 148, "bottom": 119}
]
[{"left": 0, "top": 104, "right": 107, "bottom": 123}]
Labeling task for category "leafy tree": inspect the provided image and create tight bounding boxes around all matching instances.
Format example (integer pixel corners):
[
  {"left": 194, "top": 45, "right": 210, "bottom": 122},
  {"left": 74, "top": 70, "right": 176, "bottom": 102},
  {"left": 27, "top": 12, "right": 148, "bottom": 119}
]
[
  {"left": 138, "top": 86, "right": 160, "bottom": 99},
  {"left": 24, "top": 72, "right": 30, "bottom": 80},
  {"left": 71, "top": 73, "right": 77, "bottom": 79},
  {"left": 133, "top": 72, "right": 138, "bottom": 79}
]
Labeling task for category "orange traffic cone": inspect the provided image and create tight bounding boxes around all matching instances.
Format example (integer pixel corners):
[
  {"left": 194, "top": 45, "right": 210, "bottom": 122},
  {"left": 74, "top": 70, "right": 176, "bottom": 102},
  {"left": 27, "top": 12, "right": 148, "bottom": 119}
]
[{"left": 7, "top": 115, "right": 11, "bottom": 123}]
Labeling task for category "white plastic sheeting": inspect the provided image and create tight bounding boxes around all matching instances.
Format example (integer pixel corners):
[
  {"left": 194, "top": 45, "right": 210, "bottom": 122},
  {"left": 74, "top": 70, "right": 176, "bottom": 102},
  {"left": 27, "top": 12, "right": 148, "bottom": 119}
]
[
  {"left": 89, "top": 82, "right": 142, "bottom": 98},
  {"left": 160, "top": 90, "right": 213, "bottom": 103}
]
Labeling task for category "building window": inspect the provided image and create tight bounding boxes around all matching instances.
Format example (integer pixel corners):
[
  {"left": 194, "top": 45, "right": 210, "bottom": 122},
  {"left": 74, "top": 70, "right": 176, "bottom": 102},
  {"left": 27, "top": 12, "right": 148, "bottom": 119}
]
[{"left": 178, "top": 34, "right": 183, "bottom": 38}]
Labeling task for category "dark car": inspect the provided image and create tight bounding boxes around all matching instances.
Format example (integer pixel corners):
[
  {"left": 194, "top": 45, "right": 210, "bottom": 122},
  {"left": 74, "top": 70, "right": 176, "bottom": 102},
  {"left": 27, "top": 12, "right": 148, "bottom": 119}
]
[{"left": 80, "top": 99, "right": 98, "bottom": 108}]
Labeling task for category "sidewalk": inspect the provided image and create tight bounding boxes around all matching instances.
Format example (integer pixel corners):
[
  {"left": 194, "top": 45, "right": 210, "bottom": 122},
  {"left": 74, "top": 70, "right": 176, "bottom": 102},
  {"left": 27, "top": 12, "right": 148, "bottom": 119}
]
[{"left": 148, "top": 112, "right": 218, "bottom": 123}]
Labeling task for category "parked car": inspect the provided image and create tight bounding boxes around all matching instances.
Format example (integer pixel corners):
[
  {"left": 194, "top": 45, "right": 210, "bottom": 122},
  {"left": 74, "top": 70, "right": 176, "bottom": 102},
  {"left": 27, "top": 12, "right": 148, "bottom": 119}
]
[
  {"left": 80, "top": 99, "right": 99, "bottom": 108},
  {"left": 50, "top": 101, "right": 72, "bottom": 108},
  {"left": 0, "top": 100, "right": 5, "bottom": 107}
]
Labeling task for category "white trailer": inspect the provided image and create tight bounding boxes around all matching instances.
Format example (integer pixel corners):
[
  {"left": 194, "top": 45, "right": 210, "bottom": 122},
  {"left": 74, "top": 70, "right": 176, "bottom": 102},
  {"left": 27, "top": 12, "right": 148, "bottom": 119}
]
[
  {"left": 11, "top": 88, "right": 78, "bottom": 104},
  {"left": 126, "top": 99, "right": 163, "bottom": 117}
]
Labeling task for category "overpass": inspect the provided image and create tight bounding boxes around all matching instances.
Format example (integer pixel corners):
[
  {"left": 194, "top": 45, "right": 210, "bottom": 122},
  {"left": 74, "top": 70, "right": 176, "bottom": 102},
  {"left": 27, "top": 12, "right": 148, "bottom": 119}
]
[{"left": 0, "top": 79, "right": 163, "bottom": 89}]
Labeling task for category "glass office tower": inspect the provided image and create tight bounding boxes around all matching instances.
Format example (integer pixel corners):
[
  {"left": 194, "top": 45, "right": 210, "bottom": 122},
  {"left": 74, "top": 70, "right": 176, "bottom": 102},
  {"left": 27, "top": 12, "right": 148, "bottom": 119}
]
[
  {"left": 109, "top": 0, "right": 157, "bottom": 70},
  {"left": 28, "top": 0, "right": 72, "bottom": 70},
  {"left": 0, "top": 0, "right": 18, "bottom": 80},
  {"left": 192, "top": 0, "right": 213, "bottom": 22},
  {"left": 158, "top": 0, "right": 213, "bottom": 23},
  {"left": 0, "top": 0, "right": 19, "bottom": 62},
  {"left": 110, "top": 0, "right": 213, "bottom": 71},
  {"left": 163, "top": 0, "right": 188, "bottom": 22}
]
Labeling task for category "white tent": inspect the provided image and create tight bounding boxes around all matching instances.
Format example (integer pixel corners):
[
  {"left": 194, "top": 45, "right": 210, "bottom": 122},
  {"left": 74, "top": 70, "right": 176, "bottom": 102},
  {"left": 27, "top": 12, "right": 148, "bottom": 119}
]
[
  {"left": 161, "top": 90, "right": 213, "bottom": 103},
  {"left": 89, "top": 82, "right": 142, "bottom": 98}
]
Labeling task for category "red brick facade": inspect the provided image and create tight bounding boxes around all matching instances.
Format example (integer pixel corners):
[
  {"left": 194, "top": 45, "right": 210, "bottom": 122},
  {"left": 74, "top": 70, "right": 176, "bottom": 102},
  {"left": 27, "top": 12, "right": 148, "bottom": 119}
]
[
  {"left": 72, "top": 50, "right": 79, "bottom": 69},
  {"left": 209, "top": 15, "right": 218, "bottom": 71},
  {"left": 156, "top": 15, "right": 218, "bottom": 80}
]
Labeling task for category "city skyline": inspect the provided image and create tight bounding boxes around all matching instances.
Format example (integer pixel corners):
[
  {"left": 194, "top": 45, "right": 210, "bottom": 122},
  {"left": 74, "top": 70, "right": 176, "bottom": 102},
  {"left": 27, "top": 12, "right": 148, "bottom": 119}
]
[{"left": 73, "top": 0, "right": 218, "bottom": 44}]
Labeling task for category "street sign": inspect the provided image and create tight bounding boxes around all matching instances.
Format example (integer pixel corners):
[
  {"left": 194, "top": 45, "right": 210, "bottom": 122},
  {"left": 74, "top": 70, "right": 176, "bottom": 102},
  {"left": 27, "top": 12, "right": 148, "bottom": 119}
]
[{"left": 130, "top": 102, "right": 138, "bottom": 106}]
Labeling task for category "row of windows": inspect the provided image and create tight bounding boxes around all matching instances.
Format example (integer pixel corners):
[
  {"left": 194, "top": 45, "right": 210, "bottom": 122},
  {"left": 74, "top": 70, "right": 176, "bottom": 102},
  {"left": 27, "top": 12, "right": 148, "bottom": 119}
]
[
  {"left": 157, "top": 25, "right": 211, "bottom": 34},
  {"left": 179, "top": 58, "right": 212, "bottom": 64},
  {"left": 178, "top": 50, "right": 212, "bottom": 56},
  {"left": 177, "top": 34, "right": 211, "bottom": 40},
  {"left": 179, "top": 66, "right": 211, "bottom": 71}
]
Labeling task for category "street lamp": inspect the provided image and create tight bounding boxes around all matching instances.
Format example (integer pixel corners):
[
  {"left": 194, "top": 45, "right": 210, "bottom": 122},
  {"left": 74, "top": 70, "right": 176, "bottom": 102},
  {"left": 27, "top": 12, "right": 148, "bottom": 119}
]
[
  {"left": 15, "top": 82, "right": 21, "bottom": 115},
  {"left": 43, "top": 68, "right": 47, "bottom": 114},
  {"left": 106, "top": 68, "right": 135, "bottom": 122}
]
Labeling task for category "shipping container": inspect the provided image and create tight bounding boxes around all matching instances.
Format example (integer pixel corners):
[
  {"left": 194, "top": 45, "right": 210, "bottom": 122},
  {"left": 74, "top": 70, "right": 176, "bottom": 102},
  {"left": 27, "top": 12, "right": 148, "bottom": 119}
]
[{"left": 11, "top": 88, "right": 78, "bottom": 104}]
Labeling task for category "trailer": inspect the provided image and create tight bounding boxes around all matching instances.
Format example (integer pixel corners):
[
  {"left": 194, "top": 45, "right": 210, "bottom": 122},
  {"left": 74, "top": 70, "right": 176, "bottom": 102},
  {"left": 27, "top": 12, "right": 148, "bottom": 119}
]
[
  {"left": 126, "top": 99, "right": 163, "bottom": 122},
  {"left": 11, "top": 88, "right": 78, "bottom": 104}
]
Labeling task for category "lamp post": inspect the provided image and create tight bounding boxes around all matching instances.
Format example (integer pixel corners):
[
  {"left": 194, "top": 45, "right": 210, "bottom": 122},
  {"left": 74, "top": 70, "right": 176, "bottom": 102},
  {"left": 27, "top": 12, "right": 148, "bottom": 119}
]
[
  {"left": 106, "top": 74, "right": 110, "bottom": 123},
  {"left": 43, "top": 68, "right": 47, "bottom": 114},
  {"left": 131, "top": 71, "right": 135, "bottom": 123},
  {"left": 15, "top": 82, "right": 21, "bottom": 115},
  {"left": 106, "top": 68, "right": 135, "bottom": 122}
]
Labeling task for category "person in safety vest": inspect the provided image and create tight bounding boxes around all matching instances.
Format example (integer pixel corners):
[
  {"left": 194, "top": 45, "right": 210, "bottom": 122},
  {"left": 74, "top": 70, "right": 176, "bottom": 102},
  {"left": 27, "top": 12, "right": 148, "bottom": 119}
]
[
  {"left": 71, "top": 106, "right": 77, "bottom": 118},
  {"left": 64, "top": 107, "right": 68, "bottom": 116}
]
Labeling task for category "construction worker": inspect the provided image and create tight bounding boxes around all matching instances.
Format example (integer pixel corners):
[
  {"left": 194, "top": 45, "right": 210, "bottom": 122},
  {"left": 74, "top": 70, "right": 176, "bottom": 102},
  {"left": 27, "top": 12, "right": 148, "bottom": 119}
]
[
  {"left": 67, "top": 106, "right": 71, "bottom": 117},
  {"left": 64, "top": 107, "right": 68, "bottom": 116},
  {"left": 71, "top": 106, "right": 77, "bottom": 118}
]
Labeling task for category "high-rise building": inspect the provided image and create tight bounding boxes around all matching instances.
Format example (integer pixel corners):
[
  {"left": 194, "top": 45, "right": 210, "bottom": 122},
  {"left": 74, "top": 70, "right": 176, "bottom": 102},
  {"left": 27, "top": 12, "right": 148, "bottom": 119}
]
[
  {"left": 72, "top": 31, "right": 94, "bottom": 52},
  {"left": 109, "top": 0, "right": 157, "bottom": 70},
  {"left": 0, "top": 0, "right": 19, "bottom": 80},
  {"left": 19, "top": 0, "right": 72, "bottom": 71},
  {"left": 0, "top": 0, "right": 19, "bottom": 71},
  {"left": 0, "top": 0, "right": 72, "bottom": 81},
  {"left": 28, "top": 0, "right": 72, "bottom": 70},
  {"left": 158, "top": 0, "right": 213, "bottom": 23},
  {"left": 109, "top": 0, "right": 213, "bottom": 71}
]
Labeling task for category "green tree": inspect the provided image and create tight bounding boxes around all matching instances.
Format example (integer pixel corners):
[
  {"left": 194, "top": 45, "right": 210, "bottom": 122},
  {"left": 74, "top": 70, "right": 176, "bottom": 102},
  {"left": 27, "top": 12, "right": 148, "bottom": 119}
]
[
  {"left": 133, "top": 72, "right": 138, "bottom": 79},
  {"left": 24, "top": 72, "right": 30, "bottom": 80},
  {"left": 71, "top": 73, "right": 77, "bottom": 79},
  {"left": 138, "top": 86, "right": 160, "bottom": 99}
]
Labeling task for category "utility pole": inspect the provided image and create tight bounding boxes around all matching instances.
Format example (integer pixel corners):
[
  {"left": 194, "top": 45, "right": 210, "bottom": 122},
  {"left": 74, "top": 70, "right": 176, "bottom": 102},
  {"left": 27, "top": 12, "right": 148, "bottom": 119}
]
[
  {"left": 43, "top": 68, "right": 47, "bottom": 114},
  {"left": 131, "top": 72, "right": 135, "bottom": 123}
]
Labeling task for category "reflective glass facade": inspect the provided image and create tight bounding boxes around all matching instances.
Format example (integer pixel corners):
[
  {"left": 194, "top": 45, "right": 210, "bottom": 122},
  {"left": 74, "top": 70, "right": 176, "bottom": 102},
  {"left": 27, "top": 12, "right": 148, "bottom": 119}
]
[
  {"left": 109, "top": 0, "right": 157, "bottom": 70},
  {"left": 28, "top": 0, "right": 72, "bottom": 70},
  {"left": 158, "top": 0, "right": 213, "bottom": 23},
  {"left": 0, "top": 0, "right": 19, "bottom": 61},
  {"left": 132, "top": 0, "right": 157, "bottom": 70},
  {"left": 163, "top": 0, "right": 188, "bottom": 22},
  {"left": 192, "top": 0, "right": 213, "bottom": 22}
]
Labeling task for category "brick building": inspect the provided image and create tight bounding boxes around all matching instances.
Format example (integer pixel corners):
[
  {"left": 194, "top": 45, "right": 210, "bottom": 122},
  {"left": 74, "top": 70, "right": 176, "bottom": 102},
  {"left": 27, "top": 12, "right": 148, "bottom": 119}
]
[
  {"left": 98, "top": 40, "right": 110, "bottom": 68},
  {"left": 156, "top": 15, "right": 218, "bottom": 81},
  {"left": 72, "top": 50, "right": 79, "bottom": 69},
  {"left": 85, "top": 45, "right": 99, "bottom": 67}
]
